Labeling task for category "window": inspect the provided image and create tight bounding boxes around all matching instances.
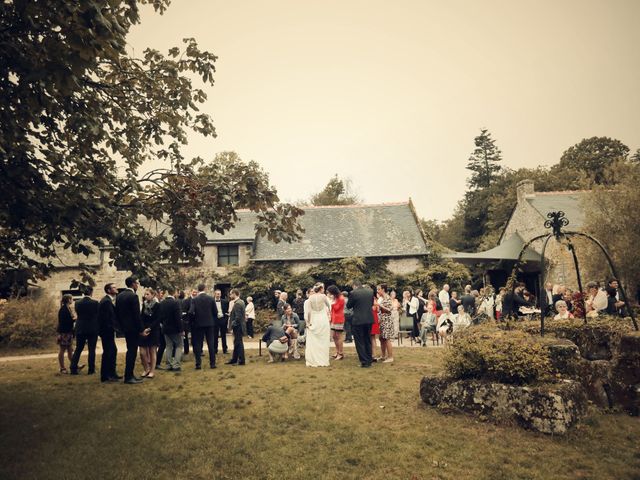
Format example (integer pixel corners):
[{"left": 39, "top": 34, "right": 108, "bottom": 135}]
[{"left": 217, "top": 245, "right": 239, "bottom": 266}]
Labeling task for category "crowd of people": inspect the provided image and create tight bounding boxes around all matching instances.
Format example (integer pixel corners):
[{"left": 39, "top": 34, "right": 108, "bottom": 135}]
[{"left": 56, "top": 275, "right": 631, "bottom": 381}]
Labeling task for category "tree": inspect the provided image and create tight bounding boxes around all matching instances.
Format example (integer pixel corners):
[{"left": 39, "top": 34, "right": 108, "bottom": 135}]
[
  {"left": 557, "top": 136, "right": 630, "bottom": 185},
  {"left": 466, "top": 129, "right": 503, "bottom": 190},
  {"left": 0, "top": 1, "right": 303, "bottom": 287},
  {"left": 309, "top": 175, "right": 360, "bottom": 206},
  {"left": 631, "top": 148, "right": 640, "bottom": 163},
  {"left": 582, "top": 160, "right": 640, "bottom": 298}
]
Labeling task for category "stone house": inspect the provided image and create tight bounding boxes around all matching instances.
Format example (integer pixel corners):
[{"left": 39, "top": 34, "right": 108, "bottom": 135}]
[
  {"left": 446, "top": 179, "right": 590, "bottom": 294},
  {"left": 36, "top": 201, "right": 430, "bottom": 300}
]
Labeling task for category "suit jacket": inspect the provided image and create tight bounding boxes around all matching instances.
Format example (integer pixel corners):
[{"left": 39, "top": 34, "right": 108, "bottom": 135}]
[
  {"left": 158, "top": 297, "right": 183, "bottom": 335},
  {"left": 190, "top": 293, "right": 216, "bottom": 328},
  {"left": 213, "top": 298, "right": 229, "bottom": 326},
  {"left": 98, "top": 295, "right": 117, "bottom": 337},
  {"left": 346, "top": 287, "right": 375, "bottom": 326},
  {"left": 75, "top": 296, "right": 99, "bottom": 336},
  {"left": 229, "top": 298, "right": 246, "bottom": 335},
  {"left": 461, "top": 294, "right": 476, "bottom": 317},
  {"left": 502, "top": 291, "right": 532, "bottom": 317},
  {"left": 116, "top": 289, "right": 143, "bottom": 334}
]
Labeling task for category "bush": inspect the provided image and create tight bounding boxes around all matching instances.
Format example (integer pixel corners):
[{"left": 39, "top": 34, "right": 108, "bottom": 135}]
[
  {"left": 445, "top": 324, "right": 553, "bottom": 385},
  {"left": 0, "top": 296, "right": 58, "bottom": 348}
]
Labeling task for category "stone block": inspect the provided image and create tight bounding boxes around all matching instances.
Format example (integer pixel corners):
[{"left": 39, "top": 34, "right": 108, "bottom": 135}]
[{"left": 420, "top": 376, "right": 588, "bottom": 434}]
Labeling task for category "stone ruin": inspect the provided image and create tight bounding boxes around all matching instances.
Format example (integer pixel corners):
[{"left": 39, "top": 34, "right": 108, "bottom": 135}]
[{"left": 420, "top": 329, "right": 640, "bottom": 434}]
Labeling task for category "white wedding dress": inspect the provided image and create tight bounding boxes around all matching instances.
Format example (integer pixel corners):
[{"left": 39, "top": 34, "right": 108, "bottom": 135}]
[{"left": 305, "top": 293, "right": 331, "bottom": 367}]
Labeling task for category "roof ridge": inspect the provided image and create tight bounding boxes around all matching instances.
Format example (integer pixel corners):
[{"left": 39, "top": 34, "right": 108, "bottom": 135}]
[
  {"left": 530, "top": 190, "right": 590, "bottom": 196},
  {"left": 234, "top": 201, "right": 410, "bottom": 213}
]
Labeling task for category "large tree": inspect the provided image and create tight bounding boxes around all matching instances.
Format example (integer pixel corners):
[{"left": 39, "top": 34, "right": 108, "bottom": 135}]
[
  {"left": 0, "top": 1, "right": 303, "bottom": 288},
  {"left": 309, "top": 175, "right": 360, "bottom": 206},
  {"left": 466, "top": 128, "right": 503, "bottom": 190},
  {"left": 556, "top": 136, "right": 630, "bottom": 185}
]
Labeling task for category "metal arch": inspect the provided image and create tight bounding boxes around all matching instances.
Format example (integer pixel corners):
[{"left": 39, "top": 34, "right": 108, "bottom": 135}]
[
  {"left": 538, "top": 234, "right": 553, "bottom": 336},
  {"left": 503, "top": 218, "right": 638, "bottom": 334},
  {"left": 563, "top": 230, "right": 638, "bottom": 331}
]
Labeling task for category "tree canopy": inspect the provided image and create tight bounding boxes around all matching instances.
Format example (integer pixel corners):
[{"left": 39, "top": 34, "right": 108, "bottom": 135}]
[
  {"left": 309, "top": 175, "right": 360, "bottom": 206},
  {"left": 556, "top": 136, "right": 630, "bottom": 185},
  {"left": 0, "top": 0, "right": 303, "bottom": 288}
]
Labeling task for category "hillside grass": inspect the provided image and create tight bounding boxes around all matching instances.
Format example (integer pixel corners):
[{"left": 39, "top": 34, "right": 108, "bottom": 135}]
[{"left": 0, "top": 348, "right": 638, "bottom": 480}]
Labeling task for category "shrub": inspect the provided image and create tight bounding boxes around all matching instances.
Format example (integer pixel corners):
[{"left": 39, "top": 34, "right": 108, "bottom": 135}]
[
  {"left": 445, "top": 324, "right": 553, "bottom": 385},
  {"left": 0, "top": 296, "right": 58, "bottom": 348}
]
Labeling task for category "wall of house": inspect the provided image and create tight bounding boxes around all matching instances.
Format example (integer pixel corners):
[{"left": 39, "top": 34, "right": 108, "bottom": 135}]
[
  {"left": 387, "top": 257, "right": 423, "bottom": 275},
  {"left": 502, "top": 181, "right": 595, "bottom": 291},
  {"left": 202, "top": 244, "right": 252, "bottom": 273}
]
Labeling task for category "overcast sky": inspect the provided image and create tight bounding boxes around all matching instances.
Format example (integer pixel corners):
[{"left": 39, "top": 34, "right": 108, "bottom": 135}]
[{"left": 127, "top": 0, "right": 640, "bottom": 221}]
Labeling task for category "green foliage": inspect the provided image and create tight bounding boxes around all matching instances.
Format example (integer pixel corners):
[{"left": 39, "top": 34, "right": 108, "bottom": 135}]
[
  {"left": 446, "top": 325, "right": 553, "bottom": 385},
  {"left": 0, "top": 297, "right": 57, "bottom": 348},
  {"left": 557, "top": 136, "right": 630, "bottom": 186},
  {"left": 218, "top": 256, "right": 470, "bottom": 309},
  {"left": 309, "top": 175, "right": 360, "bottom": 206},
  {"left": 466, "top": 128, "right": 503, "bottom": 190},
  {"left": 581, "top": 160, "right": 640, "bottom": 298},
  {"left": 0, "top": 2, "right": 303, "bottom": 289}
]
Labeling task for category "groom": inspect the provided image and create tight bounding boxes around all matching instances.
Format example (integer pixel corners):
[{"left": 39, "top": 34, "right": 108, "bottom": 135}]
[{"left": 346, "top": 280, "right": 375, "bottom": 368}]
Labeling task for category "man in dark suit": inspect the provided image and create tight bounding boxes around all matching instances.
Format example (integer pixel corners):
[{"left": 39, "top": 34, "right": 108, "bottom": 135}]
[
  {"left": 502, "top": 282, "right": 532, "bottom": 318},
  {"left": 189, "top": 283, "right": 217, "bottom": 369},
  {"left": 461, "top": 286, "right": 476, "bottom": 318},
  {"left": 346, "top": 280, "right": 375, "bottom": 368},
  {"left": 98, "top": 282, "right": 120, "bottom": 382},
  {"left": 158, "top": 287, "right": 184, "bottom": 371},
  {"left": 226, "top": 288, "right": 246, "bottom": 366},
  {"left": 116, "top": 276, "right": 148, "bottom": 384},
  {"left": 213, "top": 289, "right": 229, "bottom": 355},
  {"left": 70, "top": 287, "right": 99, "bottom": 375}
]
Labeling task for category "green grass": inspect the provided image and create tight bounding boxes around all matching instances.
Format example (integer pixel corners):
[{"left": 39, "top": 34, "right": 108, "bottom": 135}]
[{"left": 0, "top": 348, "right": 638, "bottom": 480}]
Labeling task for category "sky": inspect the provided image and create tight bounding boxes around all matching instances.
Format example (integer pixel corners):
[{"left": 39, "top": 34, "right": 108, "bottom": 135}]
[{"left": 127, "top": 0, "right": 640, "bottom": 221}]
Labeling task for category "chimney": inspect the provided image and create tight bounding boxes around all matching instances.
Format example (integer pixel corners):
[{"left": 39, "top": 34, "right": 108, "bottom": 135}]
[{"left": 516, "top": 179, "right": 534, "bottom": 203}]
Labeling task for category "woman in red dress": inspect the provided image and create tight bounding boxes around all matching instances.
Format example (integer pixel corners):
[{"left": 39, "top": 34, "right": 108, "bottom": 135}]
[
  {"left": 327, "top": 285, "right": 345, "bottom": 360},
  {"left": 371, "top": 292, "right": 381, "bottom": 361}
]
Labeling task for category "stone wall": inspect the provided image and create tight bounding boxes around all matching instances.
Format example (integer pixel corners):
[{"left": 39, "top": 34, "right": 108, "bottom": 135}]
[{"left": 387, "top": 257, "right": 423, "bottom": 275}]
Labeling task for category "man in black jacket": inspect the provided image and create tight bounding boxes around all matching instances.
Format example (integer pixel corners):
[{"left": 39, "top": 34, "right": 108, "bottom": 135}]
[
  {"left": 346, "top": 281, "right": 375, "bottom": 368},
  {"left": 70, "top": 287, "right": 99, "bottom": 375},
  {"left": 158, "top": 288, "right": 184, "bottom": 371},
  {"left": 460, "top": 286, "right": 476, "bottom": 318},
  {"left": 98, "top": 283, "right": 120, "bottom": 382},
  {"left": 190, "top": 284, "right": 217, "bottom": 369},
  {"left": 226, "top": 289, "right": 246, "bottom": 366},
  {"left": 213, "top": 289, "right": 229, "bottom": 355},
  {"left": 116, "top": 276, "right": 148, "bottom": 384},
  {"left": 502, "top": 282, "right": 532, "bottom": 318}
]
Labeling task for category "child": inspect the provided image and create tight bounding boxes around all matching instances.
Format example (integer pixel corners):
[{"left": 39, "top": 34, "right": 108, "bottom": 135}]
[{"left": 419, "top": 303, "right": 437, "bottom": 346}]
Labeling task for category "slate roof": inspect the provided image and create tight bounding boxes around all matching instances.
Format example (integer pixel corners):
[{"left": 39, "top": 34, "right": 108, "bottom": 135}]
[
  {"left": 205, "top": 210, "right": 258, "bottom": 243},
  {"left": 251, "top": 203, "right": 429, "bottom": 261},
  {"left": 526, "top": 191, "right": 587, "bottom": 230}
]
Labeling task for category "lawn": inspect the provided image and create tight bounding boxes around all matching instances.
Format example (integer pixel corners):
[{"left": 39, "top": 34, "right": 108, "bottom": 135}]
[{"left": 0, "top": 347, "right": 638, "bottom": 480}]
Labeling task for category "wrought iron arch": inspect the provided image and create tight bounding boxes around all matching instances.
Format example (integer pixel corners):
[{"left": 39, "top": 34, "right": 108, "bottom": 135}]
[{"left": 506, "top": 211, "right": 638, "bottom": 335}]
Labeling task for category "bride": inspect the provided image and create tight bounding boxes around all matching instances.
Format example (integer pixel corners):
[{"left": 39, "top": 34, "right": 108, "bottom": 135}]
[{"left": 304, "top": 283, "right": 331, "bottom": 367}]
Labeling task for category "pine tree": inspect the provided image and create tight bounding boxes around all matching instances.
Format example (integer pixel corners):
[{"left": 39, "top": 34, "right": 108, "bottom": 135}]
[{"left": 466, "top": 129, "right": 503, "bottom": 189}]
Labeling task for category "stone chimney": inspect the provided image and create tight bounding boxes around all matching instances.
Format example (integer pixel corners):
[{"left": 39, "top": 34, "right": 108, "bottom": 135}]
[{"left": 516, "top": 179, "right": 534, "bottom": 204}]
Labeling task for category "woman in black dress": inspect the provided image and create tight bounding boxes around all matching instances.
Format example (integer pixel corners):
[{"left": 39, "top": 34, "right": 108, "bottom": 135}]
[
  {"left": 139, "top": 288, "right": 160, "bottom": 378},
  {"left": 57, "top": 294, "right": 77, "bottom": 374}
]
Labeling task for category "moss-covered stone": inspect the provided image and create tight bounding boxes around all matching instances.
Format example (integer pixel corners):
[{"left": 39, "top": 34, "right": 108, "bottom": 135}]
[{"left": 420, "top": 376, "right": 587, "bottom": 434}]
